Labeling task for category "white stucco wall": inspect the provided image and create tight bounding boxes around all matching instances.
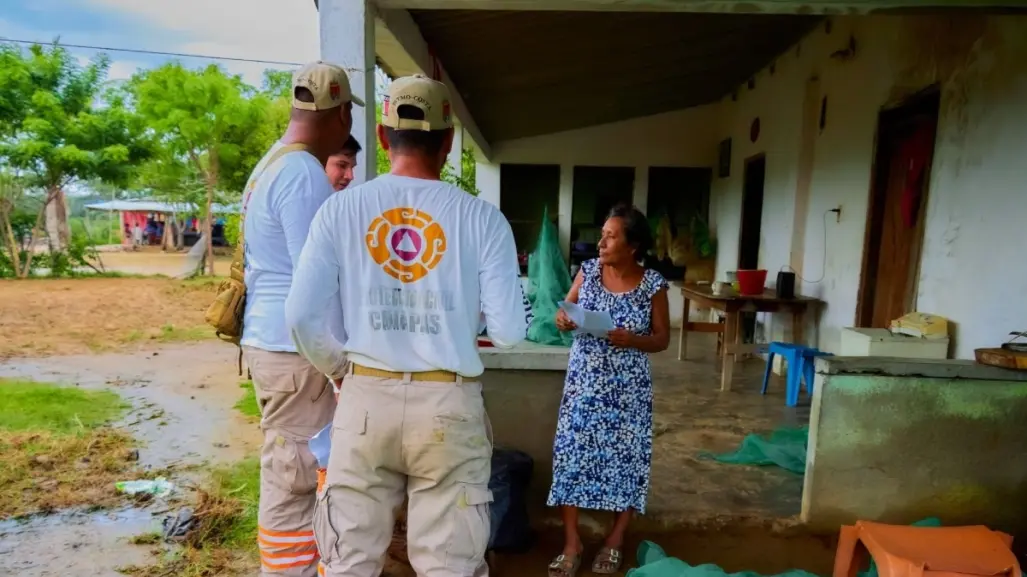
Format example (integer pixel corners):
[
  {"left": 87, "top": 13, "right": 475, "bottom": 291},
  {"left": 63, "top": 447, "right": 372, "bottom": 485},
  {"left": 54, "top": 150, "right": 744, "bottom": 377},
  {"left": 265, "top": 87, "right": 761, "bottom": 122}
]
[
  {"left": 475, "top": 104, "right": 721, "bottom": 328},
  {"left": 710, "top": 15, "right": 1027, "bottom": 358}
]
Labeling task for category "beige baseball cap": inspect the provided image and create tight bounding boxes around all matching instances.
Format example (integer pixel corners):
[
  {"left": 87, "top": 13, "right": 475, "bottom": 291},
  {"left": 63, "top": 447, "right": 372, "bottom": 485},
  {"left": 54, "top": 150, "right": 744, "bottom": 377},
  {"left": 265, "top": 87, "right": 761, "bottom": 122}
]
[
  {"left": 292, "top": 61, "right": 364, "bottom": 111},
  {"left": 381, "top": 74, "right": 453, "bottom": 131}
]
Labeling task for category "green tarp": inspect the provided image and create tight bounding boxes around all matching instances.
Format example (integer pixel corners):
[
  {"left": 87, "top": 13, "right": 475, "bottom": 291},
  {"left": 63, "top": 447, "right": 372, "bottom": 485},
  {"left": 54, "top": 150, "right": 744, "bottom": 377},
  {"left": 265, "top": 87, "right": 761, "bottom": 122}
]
[
  {"left": 525, "top": 207, "right": 573, "bottom": 347},
  {"left": 627, "top": 541, "right": 818, "bottom": 577},
  {"left": 703, "top": 426, "right": 809, "bottom": 475}
]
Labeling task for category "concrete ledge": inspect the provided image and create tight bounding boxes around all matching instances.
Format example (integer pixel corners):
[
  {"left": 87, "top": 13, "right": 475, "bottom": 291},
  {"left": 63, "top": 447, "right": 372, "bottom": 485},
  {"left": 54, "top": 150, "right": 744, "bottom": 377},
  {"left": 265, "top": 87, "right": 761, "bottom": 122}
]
[
  {"left": 479, "top": 341, "right": 570, "bottom": 371},
  {"left": 803, "top": 363, "right": 1027, "bottom": 534},
  {"left": 815, "top": 355, "right": 1027, "bottom": 382}
]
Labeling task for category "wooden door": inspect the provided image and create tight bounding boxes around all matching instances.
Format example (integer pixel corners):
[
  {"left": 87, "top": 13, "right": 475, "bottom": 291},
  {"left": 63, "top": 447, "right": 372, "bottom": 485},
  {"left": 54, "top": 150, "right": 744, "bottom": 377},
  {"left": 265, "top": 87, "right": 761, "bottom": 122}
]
[{"left": 857, "top": 90, "right": 940, "bottom": 328}]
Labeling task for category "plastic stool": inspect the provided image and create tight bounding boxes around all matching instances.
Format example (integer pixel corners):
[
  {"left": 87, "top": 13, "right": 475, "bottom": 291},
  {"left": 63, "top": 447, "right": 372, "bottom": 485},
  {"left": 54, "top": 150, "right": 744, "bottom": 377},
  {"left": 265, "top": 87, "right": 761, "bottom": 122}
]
[
  {"left": 833, "top": 521, "right": 1020, "bottom": 577},
  {"left": 761, "top": 342, "right": 831, "bottom": 406}
]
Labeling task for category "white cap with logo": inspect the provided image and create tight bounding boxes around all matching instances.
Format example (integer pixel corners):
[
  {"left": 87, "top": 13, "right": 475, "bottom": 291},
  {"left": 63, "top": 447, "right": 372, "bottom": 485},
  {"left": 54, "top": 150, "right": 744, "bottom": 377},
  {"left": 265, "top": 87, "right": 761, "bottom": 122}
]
[{"left": 381, "top": 74, "right": 453, "bottom": 131}]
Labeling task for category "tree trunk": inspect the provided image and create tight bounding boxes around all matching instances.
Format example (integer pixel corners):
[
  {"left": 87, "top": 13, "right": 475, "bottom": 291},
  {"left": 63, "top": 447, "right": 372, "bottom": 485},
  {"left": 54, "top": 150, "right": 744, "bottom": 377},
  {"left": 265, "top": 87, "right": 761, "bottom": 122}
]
[
  {"left": 16, "top": 192, "right": 55, "bottom": 278},
  {"left": 44, "top": 186, "right": 71, "bottom": 251},
  {"left": 1, "top": 209, "right": 20, "bottom": 274},
  {"left": 162, "top": 218, "right": 173, "bottom": 252},
  {"left": 205, "top": 152, "right": 220, "bottom": 276}
]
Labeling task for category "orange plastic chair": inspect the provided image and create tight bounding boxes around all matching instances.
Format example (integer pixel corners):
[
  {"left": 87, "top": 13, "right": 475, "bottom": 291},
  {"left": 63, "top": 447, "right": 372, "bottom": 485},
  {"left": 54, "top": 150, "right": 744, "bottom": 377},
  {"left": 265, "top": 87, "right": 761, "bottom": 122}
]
[{"left": 834, "top": 521, "right": 1021, "bottom": 577}]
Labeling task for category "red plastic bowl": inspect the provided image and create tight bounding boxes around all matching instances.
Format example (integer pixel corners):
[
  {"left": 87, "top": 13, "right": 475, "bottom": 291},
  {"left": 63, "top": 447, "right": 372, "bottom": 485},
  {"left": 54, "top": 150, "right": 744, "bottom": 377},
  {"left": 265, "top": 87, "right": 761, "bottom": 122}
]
[{"left": 736, "top": 269, "right": 768, "bottom": 296}]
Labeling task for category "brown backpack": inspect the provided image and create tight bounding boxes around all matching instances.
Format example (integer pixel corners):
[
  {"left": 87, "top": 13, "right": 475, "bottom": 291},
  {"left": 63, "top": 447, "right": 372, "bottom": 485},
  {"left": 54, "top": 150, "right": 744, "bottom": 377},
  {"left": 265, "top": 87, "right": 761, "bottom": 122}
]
[{"left": 205, "top": 143, "right": 309, "bottom": 369}]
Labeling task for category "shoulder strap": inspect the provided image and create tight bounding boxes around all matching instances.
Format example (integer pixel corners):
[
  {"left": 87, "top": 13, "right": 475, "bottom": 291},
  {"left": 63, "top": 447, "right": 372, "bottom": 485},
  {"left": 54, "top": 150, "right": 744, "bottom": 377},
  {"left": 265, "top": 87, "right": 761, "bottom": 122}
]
[{"left": 232, "top": 143, "right": 310, "bottom": 272}]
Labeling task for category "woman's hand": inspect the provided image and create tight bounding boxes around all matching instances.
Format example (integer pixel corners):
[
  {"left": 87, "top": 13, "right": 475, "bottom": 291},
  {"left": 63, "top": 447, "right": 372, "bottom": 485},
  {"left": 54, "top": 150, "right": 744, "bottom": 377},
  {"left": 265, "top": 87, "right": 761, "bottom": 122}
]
[
  {"left": 607, "top": 328, "right": 637, "bottom": 348},
  {"left": 555, "top": 309, "right": 577, "bottom": 332}
]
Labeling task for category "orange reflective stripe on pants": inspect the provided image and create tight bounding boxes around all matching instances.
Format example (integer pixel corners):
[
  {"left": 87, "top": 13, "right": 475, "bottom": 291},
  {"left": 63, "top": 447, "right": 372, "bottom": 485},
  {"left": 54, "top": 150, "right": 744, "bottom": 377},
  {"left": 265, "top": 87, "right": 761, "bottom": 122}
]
[
  {"left": 243, "top": 347, "right": 336, "bottom": 577},
  {"left": 259, "top": 525, "right": 319, "bottom": 572}
]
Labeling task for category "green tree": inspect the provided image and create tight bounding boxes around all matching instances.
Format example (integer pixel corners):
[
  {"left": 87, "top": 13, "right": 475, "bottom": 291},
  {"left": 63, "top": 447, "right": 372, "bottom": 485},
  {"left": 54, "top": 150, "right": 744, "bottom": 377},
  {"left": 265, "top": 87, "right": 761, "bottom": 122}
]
[
  {"left": 0, "top": 42, "right": 150, "bottom": 274},
  {"left": 130, "top": 63, "right": 272, "bottom": 274}
]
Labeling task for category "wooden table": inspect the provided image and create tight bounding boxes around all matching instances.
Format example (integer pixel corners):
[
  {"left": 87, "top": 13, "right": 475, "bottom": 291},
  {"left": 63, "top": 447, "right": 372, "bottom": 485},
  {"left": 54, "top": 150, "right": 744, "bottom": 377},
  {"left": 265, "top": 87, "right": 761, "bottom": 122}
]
[{"left": 677, "top": 284, "right": 822, "bottom": 392}]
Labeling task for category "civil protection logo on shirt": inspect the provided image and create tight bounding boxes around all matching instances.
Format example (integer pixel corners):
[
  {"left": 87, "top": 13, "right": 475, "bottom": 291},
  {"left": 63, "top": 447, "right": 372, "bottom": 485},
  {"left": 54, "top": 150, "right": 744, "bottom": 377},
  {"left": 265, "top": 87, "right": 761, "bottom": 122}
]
[{"left": 365, "top": 208, "right": 447, "bottom": 283}]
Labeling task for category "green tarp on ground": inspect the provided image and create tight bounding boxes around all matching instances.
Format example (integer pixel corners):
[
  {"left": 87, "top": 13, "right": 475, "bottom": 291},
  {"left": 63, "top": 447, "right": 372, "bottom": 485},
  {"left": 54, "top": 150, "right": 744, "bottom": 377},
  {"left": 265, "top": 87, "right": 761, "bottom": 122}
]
[
  {"left": 703, "top": 426, "right": 809, "bottom": 475},
  {"left": 627, "top": 541, "right": 818, "bottom": 577},
  {"left": 628, "top": 519, "right": 943, "bottom": 577},
  {"left": 525, "top": 206, "right": 573, "bottom": 347}
]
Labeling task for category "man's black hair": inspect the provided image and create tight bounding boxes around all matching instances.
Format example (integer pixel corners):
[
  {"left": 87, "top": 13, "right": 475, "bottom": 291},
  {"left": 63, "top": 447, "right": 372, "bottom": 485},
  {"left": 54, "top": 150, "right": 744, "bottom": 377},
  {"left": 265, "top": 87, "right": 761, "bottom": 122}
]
[
  {"left": 341, "top": 135, "right": 362, "bottom": 156},
  {"left": 384, "top": 105, "right": 448, "bottom": 156}
]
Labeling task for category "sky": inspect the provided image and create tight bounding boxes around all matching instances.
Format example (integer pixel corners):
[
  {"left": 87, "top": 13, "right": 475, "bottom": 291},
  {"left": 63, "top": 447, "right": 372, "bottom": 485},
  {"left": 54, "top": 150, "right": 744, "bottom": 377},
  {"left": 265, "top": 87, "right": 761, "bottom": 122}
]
[{"left": 1, "top": 0, "right": 323, "bottom": 87}]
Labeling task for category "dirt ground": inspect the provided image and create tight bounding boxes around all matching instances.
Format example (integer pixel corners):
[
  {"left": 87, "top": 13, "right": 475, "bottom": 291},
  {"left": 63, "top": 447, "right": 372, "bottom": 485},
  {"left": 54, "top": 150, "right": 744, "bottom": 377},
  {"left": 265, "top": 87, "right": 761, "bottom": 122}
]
[
  {"left": 0, "top": 276, "right": 219, "bottom": 358},
  {"left": 95, "top": 247, "right": 233, "bottom": 278}
]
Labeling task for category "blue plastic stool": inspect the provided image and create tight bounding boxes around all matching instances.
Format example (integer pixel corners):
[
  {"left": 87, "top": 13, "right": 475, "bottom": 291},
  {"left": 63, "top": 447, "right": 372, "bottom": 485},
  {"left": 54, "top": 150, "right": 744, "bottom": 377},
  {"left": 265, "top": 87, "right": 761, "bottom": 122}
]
[{"left": 761, "top": 342, "right": 832, "bottom": 406}]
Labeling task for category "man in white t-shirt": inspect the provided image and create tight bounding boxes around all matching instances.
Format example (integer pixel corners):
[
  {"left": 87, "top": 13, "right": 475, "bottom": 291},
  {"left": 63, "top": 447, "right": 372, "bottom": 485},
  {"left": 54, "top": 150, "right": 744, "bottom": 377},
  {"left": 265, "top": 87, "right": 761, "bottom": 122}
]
[
  {"left": 240, "top": 61, "right": 361, "bottom": 577},
  {"left": 285, "top": 75, "right": 526, "bottom": 577}
]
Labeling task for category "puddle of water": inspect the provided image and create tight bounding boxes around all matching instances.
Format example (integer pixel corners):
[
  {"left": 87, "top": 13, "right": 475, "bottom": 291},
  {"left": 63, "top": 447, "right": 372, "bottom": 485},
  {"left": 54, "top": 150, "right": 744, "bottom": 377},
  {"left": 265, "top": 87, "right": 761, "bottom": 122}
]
[
  {"left": 0, "top": 343, "right": 259, "bottom": 468},
  {"left": 0, "top": 507, "right": 157, "bottom": 576},
  {"left": 0, "top": 343, "right": 261, "bottom": 575}
]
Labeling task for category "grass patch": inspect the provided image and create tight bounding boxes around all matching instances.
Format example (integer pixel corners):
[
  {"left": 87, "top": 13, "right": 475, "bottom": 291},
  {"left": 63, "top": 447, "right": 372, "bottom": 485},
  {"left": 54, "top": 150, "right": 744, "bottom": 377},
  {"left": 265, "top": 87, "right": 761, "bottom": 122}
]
[
  {"left": 0, "top": 379, "right": 127, "bottom": 433},
  {"left": 123, "top": 458, "right": 260, "bottom": 576},
  {"left": 155, "top": 323, "right": 210, "bottom": 342},
  {"left": 233, "top": 381, "right": 260, "bottom": 421},
  {"left": 0, "top": 379, "right": 142, "bottom": 518},
  {"left": 172, "top": 276, "right": 226, "bottom": 291}
]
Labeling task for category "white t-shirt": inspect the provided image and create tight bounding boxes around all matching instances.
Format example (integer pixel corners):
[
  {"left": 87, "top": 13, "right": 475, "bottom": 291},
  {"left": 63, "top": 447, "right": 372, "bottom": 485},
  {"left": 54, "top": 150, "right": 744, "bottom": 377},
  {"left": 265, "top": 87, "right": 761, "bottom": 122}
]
[
  {"left": 285, "top": 174, "right": 526, "bottom": 378},
  {"left": 241, "top": 142, "right": 339, "bottom": 352}
]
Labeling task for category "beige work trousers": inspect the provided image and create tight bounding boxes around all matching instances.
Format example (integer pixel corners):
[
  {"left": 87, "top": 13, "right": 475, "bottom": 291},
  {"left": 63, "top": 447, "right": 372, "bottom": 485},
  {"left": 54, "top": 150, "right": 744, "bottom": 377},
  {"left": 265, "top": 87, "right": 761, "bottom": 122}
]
[
  {"left": 314, "top": 373, "right": 493, "bottom": 577},
  {"left": 244, "top": 347, "right": 337, "bottom": 577}
]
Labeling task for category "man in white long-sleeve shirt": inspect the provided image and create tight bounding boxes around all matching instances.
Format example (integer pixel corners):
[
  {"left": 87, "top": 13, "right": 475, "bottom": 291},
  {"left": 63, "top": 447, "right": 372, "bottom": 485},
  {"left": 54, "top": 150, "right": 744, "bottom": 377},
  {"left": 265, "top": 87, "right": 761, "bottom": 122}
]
[
  {"left": 285, "top": 75, "right": 526, "bottom": 577},
  {"left": 241, "top": 61, "right": 360, "bottom": 577}
]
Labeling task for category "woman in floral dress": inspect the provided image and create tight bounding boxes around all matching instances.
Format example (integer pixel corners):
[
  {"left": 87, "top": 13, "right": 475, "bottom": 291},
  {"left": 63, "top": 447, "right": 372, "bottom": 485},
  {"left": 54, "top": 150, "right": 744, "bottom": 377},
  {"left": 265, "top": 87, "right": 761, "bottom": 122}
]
[{"left": 547, "top": 205, "right": 671, "bottom": 577}]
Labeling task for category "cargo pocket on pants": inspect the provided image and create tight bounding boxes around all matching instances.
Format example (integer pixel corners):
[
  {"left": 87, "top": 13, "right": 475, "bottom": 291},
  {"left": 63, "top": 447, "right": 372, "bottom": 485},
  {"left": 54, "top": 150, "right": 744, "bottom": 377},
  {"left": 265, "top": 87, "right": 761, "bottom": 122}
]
[
  {"left": 313, "top": 491, "right": 338, "bottom": 568},
  {"left": 445, "top": 484, "right": 493, "bottom": 574},
  {"left": 270, "top": 436, "right": 318, "bottom": 496}
]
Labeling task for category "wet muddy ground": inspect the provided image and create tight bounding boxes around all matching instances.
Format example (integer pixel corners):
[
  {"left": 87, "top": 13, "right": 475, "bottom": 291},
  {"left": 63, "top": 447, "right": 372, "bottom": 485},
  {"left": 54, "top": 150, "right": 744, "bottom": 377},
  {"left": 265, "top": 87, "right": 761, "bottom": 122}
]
[
  {"left": 0, "top": 334, "right": 831, "bottom": 577},
  {"left": 0, "top": 343, "right": 259, "bottom": 576}
]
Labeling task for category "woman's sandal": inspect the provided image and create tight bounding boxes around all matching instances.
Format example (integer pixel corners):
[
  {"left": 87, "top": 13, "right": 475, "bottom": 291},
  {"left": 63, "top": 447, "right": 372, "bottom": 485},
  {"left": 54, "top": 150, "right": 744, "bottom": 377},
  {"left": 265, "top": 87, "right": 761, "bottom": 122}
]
[
  {"left": 548, "top": 553, "right": 581, "bottom": 577},
  {"left": 591, "top": 547, "right": 623, "bottom": 575}
]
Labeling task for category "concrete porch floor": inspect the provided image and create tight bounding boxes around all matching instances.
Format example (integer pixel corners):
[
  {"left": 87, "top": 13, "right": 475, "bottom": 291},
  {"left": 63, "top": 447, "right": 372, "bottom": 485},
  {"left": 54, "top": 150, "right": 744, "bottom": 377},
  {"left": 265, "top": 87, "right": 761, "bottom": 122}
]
[{"left": 645, "top": 332, "right": 810, "bottom": 531}]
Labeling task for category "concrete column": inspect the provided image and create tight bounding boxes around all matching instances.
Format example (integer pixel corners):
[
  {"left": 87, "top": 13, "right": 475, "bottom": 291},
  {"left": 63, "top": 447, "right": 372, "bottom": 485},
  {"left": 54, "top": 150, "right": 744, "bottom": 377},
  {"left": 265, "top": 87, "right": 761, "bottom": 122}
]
[
  {"left": 448, "top": 124, "right": 463, "bottom": 178},
  {"left": 558, "top": 164, "right": 574, "bottom": 262},
  {"left": 475, "top": 157, "right": 500, "bottom": 207},
  {"left": 789, "top": 75, "right": 821, "bottom": 276},
  {"left": 632, "top": 165, "right": 649, "bottom": 214},
  {"left": 319, "top": 0, "right": 376, "bottom": 185}
]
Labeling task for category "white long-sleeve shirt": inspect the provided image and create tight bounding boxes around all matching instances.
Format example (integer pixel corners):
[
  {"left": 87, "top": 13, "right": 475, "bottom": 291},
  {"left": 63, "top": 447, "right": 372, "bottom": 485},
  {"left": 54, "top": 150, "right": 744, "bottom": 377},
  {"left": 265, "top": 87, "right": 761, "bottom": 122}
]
[
  {"left": 241, "top": 142, "right": 344, "bottom": 352},
  {"left": 285, "top": 174, "right": 526, "bottom": 378}
]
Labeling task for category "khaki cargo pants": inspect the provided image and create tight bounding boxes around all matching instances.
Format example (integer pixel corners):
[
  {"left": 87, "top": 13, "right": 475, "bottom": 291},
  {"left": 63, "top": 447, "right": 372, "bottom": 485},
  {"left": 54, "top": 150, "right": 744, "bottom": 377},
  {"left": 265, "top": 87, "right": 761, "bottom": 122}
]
[
  {"left": 244, "top": 347, "right": 337, "bottom": 577},
  {"left": 314, "top": 370, "right": 493, "bottom": 577}
]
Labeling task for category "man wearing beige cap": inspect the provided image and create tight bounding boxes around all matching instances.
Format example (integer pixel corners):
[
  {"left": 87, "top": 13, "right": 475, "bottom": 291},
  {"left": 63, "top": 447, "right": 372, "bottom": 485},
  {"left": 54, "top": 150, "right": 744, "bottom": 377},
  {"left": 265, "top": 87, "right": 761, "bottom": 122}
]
[
  {"left": 240, "top": 61, "right": 361, "bottom": 577},
  {"left": 286, "top": 74, "right": 526, "bottom": 577}
]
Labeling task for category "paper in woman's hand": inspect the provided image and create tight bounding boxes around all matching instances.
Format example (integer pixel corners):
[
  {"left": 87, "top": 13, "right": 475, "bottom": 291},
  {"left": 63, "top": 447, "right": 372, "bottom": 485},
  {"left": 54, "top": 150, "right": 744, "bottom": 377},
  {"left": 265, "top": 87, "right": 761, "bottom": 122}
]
[{"left": 559, "top": 301, "right": 616, "bottom": 338}]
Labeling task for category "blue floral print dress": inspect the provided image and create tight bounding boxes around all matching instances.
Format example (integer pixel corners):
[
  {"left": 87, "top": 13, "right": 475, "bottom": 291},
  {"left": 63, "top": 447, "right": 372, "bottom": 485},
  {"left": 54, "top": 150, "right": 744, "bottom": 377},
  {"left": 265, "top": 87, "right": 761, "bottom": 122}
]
[{"left": 547, "top": 259, "right": 669, "bottom": 514}]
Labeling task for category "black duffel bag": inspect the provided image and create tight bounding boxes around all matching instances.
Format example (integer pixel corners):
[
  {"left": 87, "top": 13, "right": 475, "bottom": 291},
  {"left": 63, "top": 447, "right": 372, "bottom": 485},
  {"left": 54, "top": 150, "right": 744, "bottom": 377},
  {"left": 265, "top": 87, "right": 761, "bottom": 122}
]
[{"left": 488, "top": 447, "right": 536, "bottom": 554}]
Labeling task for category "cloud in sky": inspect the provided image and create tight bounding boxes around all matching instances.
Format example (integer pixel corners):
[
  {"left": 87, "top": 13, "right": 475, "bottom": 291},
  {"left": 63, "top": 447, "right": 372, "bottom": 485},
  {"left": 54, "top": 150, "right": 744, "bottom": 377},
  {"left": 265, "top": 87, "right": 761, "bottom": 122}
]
[{"left": 2, "top": 0, "right": 320, "bottom": 87}]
